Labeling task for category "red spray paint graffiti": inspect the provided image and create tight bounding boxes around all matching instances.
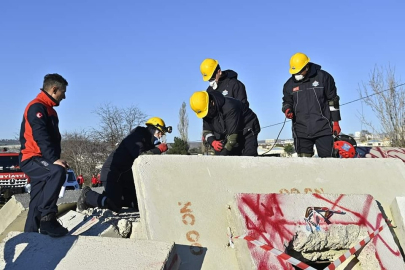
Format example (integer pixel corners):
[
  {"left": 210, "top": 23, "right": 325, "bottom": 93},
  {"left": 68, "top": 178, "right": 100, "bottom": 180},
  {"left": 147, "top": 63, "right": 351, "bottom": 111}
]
[
  {"left": 235, "top": 193, "right": 402, "bottom": 269},
  {"left": 357, "top": 147, "right": 405, "bottom": 162}
]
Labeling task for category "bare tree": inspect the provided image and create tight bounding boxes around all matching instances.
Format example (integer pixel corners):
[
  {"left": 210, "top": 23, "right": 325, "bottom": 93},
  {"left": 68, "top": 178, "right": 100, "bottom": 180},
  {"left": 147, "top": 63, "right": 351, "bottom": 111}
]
[
  {"left": 61, "top": 130, "right": 108, "bottom": 185},
  {"left": 358, "top": 65, "right": 405, "bottom": 146},
  {"left": 93, "top": 103, "right": 147, "bottom": 148},
  {"left": 177, "top": 101, "right": 189, "bottom": 142}
]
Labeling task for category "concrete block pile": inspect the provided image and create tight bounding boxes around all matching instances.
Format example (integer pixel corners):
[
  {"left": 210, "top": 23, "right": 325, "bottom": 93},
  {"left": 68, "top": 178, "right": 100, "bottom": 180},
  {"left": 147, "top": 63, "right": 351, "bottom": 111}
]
[
  {"left": 229, "top": 193, "right": 403, "bottom": 269},
  {"left": 133, "top": 155, "right": 405, "bottom": 269},
  {"left": 2, "top": 155, "right": 405, "bottom": 269}
]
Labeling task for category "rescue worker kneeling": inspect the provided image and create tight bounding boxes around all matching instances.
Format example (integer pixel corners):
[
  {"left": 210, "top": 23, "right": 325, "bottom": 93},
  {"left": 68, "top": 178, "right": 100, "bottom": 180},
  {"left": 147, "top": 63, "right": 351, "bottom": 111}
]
[
  {"left": 190, "top": 91, "right": 260, "bottom": 156},
  {"left": 77, "top": 117, "right": 171, "bottom": 213}
]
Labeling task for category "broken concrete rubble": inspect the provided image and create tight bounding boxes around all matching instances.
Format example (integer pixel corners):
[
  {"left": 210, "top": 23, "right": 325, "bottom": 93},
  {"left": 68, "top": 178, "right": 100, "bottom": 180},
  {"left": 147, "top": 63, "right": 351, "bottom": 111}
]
[
  {"left": 3, "top": 156, "right": 405, "bottom": 269},
  {"left": 133, "top": 155, "right": 405, "bottom": 269},
  {"left": 59, "top": 208, "right": 139, "bottom": 238},
  {"left": 290, "top": 224, "right": 380, "bottom": 269},
  {"left": 230, "top": 193, "right": 404, "bottom": 269}
]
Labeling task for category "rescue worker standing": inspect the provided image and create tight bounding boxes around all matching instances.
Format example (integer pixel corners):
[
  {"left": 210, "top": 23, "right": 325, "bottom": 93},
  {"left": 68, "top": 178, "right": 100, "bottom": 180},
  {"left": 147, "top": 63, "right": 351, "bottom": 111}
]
[
  {"left": 91, "top": 174, "right": 98, "bottom": 187},
  {"left": 190, "top": 91, "right": 260, "bottom": 156},
  {"left": 200, "top": 58, "right": 250, "bottom": 108},
  {"left": 77, "top": 174, "right": 84, "bottom": 189},
  {"left": 282, "top": 53, "right": 342, "bottom": 157},
  {"left": 77, "top": 117, "right": 171, "bottom": 213},
  {"left": 19, "top": 73, "right": 69, "bottom": 237}
]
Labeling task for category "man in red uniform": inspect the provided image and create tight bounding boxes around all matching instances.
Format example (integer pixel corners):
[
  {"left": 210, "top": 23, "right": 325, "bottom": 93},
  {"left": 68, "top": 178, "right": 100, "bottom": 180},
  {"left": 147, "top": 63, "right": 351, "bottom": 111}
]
[
  {"left": 19, "top": 73, "right": 69, "bottom": 237},
  {"left": 97, "top": 173, "right": 102, "bottom": 187},
  {"left": 77, "top": 174, "right": 84, "bottom": 189},
  {"left": 91, "top": 174, "right": 98, "bottom": 187}
]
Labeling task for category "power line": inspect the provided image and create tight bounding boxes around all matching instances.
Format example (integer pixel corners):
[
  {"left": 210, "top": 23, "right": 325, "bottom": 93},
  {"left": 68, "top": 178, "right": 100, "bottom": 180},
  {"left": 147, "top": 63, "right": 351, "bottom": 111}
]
[
  {"left": 261, "top": 82, "right": 405, "bottom": 130},
  {"left": 189, "top": 82, "right": 405, "bottom": 141}
]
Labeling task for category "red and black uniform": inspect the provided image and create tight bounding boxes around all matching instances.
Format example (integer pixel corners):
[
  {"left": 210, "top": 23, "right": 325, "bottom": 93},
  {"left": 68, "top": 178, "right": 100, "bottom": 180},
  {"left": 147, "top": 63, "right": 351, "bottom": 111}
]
[
  {"left": 91, "top": 176, "right": 98, "bottom": 187},
  {"left": 77, "top": 175, "right": 84, "bottom": 188},
  {"left": 20, "top": 91, "right": 62, "bottom": 162},
  {"left": 19, "top": 90, "right": 66, "bottom": 232}
]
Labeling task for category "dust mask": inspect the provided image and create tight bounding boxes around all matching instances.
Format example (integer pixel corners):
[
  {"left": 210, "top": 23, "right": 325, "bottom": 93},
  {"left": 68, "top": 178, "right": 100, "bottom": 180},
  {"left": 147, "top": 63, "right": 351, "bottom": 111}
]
[
  {"left": 209, "top": 80, "right": 218, "bottom": 90},
  {"left": 294, "top": 74, "right": 304, "bottom": 81}
]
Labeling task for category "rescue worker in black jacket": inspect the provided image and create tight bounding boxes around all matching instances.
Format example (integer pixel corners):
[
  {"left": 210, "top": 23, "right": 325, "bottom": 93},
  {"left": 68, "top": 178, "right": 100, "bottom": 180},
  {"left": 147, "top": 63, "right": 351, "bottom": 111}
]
[
  {"left": 77, "top": 117, "right": 171, "bottom": 213},
  {"left": 282, "top": 53, "right": 342, "bottom": 157},
  {"left": 19, "top": 73, "right": 69, "bottom": 237},
  {"left": 190, "top": 91, "right": 260, "bottom": 156},
  {"left": 200, "top": 58, "right": 250, "bottom": 108}
]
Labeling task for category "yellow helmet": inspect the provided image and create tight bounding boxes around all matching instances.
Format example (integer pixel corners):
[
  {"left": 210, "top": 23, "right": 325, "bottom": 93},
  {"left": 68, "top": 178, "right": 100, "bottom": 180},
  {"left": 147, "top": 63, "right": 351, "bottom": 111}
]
[
  {"left": 145, "top": 117, "right": 172, "bottom": 134},
  {"left": 289, "top": 53, "right": 310, "bottom": 74},
  {"left": 200, "top": 58, "right": 219, "bottom": 81},
  {"left": 190, "top": 91, "right": 209, "bottom": 118}
]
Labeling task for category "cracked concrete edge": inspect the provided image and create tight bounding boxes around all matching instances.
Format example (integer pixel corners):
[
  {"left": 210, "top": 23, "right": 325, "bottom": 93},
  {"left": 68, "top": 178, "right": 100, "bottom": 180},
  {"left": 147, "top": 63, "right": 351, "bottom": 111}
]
[
  {"left": 0, "top": 197, "right": 25, "bottom": 240},
  {"left": 0, "top": 187, "right": 104, "bottom": 241},
  {"left": 0, "top": 232, "right": 180, "bottom": 270},
  {"left": 390, "top": 197, "right": 405, "bottom": 255}
]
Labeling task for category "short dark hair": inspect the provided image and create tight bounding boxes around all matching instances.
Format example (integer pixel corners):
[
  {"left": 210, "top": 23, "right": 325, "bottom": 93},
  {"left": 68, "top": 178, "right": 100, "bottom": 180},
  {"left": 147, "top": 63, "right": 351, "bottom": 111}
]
[
  {"left": 209, "top": 65, "right": 221, "bottom": 81},
  {"left": 42, "top": 73, "right": 68, "bottom": 91}
]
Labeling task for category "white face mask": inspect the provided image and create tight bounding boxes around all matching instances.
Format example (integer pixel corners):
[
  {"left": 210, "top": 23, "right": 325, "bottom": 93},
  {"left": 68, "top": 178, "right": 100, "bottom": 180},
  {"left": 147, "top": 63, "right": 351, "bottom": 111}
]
[
  {"left": 294, "top": 74, "right": 304, "bottom": 81},
  {"left": 209, "top": 80, "right": 218, "bottom": 90},
  {"left": 154, "top": 130, "right": 163, "bottom": 145}
]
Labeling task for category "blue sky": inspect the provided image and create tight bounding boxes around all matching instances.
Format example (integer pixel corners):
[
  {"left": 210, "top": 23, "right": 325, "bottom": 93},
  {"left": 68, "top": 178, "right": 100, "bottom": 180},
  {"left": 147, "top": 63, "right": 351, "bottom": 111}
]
[{"left": 0, "top": 1, "right": 404, "bottom": 142}]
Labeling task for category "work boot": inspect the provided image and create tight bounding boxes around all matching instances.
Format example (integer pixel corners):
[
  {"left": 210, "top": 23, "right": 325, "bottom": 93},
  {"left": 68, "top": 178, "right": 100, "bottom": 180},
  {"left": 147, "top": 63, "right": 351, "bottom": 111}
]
[
  {"left": 77, "top": 186, "right": 91, "bottom": 212},
  {"left": 40, "top": 213, "right": 68, "bottom": 237},
  {"left": 104, "top": 197, "right": 121, "bottom": 213}
]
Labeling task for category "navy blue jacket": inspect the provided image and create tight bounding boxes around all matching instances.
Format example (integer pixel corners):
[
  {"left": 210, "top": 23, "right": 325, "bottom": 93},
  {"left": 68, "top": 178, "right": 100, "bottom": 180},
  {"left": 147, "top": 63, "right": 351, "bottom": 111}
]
[
  {"left": 206, "top": 70, "right": 250, "bottom": 108},
  {"left": 282, "top": 63, "right": 341, "bottom": 138},
  {"left": 102, "top": 126, "right": 156, "bottom": 173}
]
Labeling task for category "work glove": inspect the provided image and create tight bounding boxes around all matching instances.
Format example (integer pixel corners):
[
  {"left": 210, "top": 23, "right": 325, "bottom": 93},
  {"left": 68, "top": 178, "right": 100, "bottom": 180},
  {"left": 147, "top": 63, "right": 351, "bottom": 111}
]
[
  {"left": 211, "top": 140, "right": 223, "bottom": 151},
  {"left": 333, "top": 122, "right": 341, "bottom": 136},
  {"left": 285, "top": 108, "right": 294, "bottom": 119},
  {"left": 157, "top": 143, "right": 168, "bottom": 153}
]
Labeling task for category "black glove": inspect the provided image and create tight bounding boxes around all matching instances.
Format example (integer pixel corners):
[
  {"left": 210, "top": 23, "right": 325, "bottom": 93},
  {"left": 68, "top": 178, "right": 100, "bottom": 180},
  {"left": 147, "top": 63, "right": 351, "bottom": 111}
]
[{"left": 217, "top": 148, "right": 230, "bottom": 156}]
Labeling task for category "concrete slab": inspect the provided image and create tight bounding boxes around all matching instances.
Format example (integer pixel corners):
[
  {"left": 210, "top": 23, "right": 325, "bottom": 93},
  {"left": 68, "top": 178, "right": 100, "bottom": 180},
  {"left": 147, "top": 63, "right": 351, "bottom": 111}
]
[
  {"left": 0, "top": 232, "right": 180, "bottom": 270},
  {"left": 229, "top": 193, "right": 404, "bottom": 269},
  {"left": 133, "top": 155, "right": 405, "bottom": 269},
  {"left": 0, "top": 187, "right": 103, "bottom": 241}
]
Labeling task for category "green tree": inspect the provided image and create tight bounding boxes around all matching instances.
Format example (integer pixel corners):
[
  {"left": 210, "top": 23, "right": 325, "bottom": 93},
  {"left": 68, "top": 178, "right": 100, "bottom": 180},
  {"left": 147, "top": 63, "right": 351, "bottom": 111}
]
[
  {"left": 167, "top": 137, "right": 189, "bottom": 155},
  {"left": 189, "top": 147, "right": 202, "bottom": 154},
  {"left": 284, "top": 144, "right": 295, "bottom": 157},
  {"left": 178, "top": 102, "right": 189, "bottom": 142}
]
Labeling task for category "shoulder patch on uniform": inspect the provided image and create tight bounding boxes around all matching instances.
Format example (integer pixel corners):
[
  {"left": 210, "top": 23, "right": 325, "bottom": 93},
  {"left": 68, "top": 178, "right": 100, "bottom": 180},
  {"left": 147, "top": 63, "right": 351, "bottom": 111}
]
[
  {"left": 293, "top": 86, "right": 299, "bottom": 92},
  {"left": 36, "top": 112, "right": 43, "bottom": 118}
]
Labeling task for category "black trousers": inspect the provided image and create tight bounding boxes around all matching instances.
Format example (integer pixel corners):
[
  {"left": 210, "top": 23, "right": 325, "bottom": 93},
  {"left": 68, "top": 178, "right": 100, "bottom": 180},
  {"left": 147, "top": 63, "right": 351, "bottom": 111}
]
[
  {"left": 214, "top": 133, "right": 258, "bottom": 156},
  {"left": 294, "top": 135, "right": 334, "bottom": 157},
  {"left": 85, "top": 167, "right": 137, "bottom": 211},
  {"left": 20, "top": 157, "right": 66, "bottom": 232}
]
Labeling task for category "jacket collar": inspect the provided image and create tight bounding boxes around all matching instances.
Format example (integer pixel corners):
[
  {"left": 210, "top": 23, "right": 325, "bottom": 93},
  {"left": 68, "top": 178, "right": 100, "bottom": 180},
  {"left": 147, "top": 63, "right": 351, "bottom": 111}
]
[{"left": 37, "top": 90, "right": 58, "bottom": 107}]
